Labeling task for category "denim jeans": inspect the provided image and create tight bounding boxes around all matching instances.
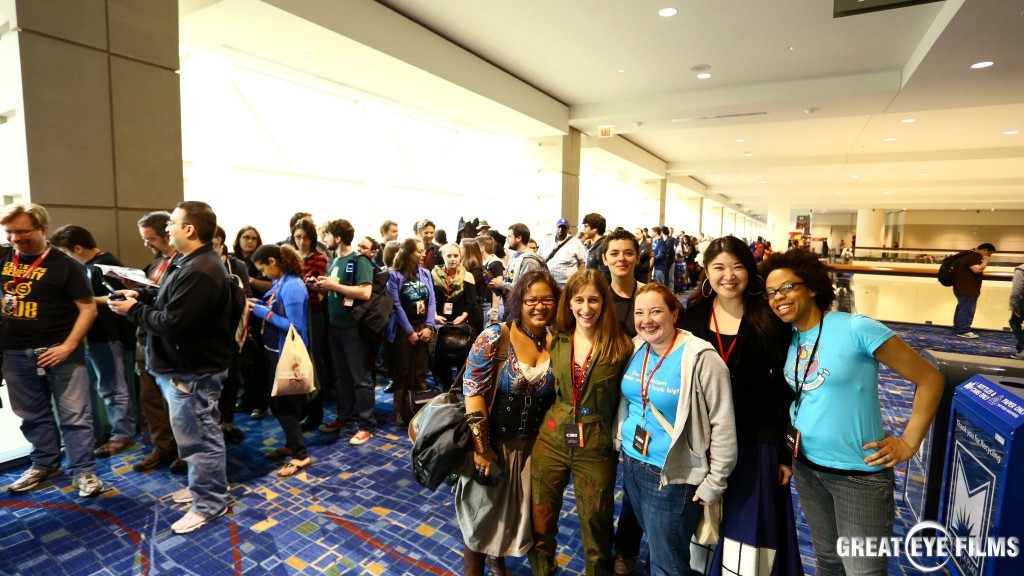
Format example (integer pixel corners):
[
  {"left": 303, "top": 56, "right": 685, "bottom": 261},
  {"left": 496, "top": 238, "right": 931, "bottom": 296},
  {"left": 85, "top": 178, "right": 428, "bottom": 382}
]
[
  {"left": 3, "top": 347, "right": 96, "bottom": 476},
  {"left": 154, "top": 370, "right": 228, "bottom": 516},
  {"left": 1010, "top": 313, "right": 1023, "bottom": 352},
  {"left": 652, "top": 268, "right": 666, "bottom": 286},
  {"left": 953, "top": 295, "right": 978, "bottom": 334},
  {"left": 793, "top": 460, "right": 894, "bottom": 576},
  {"left": 87, "top": 340, "right": 135, "bottom": 441},
  {"left": 328, "top": 325, "right": 376, "bottom": 431},
  {"left": 622, "top": 454, "right": 702, "bottom": 576}
]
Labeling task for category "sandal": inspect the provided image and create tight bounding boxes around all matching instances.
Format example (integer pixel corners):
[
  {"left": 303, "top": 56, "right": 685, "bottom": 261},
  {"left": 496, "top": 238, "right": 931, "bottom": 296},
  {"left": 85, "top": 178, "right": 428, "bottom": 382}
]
[
  {"left": 278, "top": 458, "right": 312, "bottom": 477},
  {"left": 265, "top": 447, "right": 293, "bottom": 460}
]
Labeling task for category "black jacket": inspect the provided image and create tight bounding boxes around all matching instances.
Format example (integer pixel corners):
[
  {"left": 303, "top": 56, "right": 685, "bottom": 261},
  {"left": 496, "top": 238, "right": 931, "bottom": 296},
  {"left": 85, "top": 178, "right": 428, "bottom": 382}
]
[{"left": 129, "top": 243, "right": 233, "bottom": 375}]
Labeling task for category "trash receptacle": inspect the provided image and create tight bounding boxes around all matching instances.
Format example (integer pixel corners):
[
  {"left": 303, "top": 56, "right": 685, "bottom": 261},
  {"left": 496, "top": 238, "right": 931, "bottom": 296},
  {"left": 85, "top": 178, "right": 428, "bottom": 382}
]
[{"left": 904, "top": 352, "right": 1024, "bottom": 526}]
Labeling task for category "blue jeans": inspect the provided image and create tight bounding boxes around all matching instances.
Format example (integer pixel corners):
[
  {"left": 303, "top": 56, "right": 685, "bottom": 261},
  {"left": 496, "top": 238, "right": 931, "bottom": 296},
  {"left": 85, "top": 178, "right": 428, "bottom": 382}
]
[
  {"left": 622, "top": 454, "right": 702, "bottom": 576},
  {"left": 953, "top": 295, "right": 978, "bottom": 334},
  {"left": 87, "top": 340, "right": 135, "bottom": 441},
  {"left": 328, "top": 325, "right": 376, "bottom": 431},
  {"left": 1010, "top": 313, "right": 1023, "bottom": 351},
  {"left": 154, "top": 371, "right": 228, "bottom": 516},
  {"left": 793, "top": 460, "right": 894, "bottom": 576},
  {"left": 652, "top": 268, "right": 667, "bottom": 286},
  {"left": 3, "top": 347, "right": 96, "bottom": 476}
]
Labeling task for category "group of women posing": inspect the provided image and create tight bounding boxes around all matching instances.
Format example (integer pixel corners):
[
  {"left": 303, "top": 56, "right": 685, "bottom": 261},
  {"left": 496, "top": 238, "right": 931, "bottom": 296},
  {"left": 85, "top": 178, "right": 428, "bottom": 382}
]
[{"left": 452, "top": 233, "right": 942, "bottom": 576}]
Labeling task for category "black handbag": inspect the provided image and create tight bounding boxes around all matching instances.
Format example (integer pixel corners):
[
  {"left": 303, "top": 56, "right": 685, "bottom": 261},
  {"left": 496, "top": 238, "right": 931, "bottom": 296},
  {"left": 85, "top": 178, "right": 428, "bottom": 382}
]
[
  {"left": 402, "top": 386, "right": 443, "bottom": 426},
  {"left": 436, "top": 322, "right": 476, "bottom": 358}
]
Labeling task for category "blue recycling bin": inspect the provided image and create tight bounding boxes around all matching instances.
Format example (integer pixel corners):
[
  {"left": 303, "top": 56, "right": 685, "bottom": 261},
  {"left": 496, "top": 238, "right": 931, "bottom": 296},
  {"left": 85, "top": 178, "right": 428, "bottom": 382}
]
[{"left": 939, "top": 374, "right": 1024, "bottom": 576}]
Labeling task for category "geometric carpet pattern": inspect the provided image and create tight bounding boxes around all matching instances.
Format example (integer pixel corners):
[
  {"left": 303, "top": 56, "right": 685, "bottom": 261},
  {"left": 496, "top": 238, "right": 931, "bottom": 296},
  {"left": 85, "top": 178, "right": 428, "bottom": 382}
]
[{"left": 0, "top": 321, "right": 1019, "bottom": 575}]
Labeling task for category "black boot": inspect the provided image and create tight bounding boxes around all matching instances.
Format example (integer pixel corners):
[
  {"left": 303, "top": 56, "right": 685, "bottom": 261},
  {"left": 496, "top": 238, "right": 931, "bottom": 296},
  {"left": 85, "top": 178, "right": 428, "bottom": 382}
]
[
  {"left": 464, "top": 545, "right": 486, "bottom": 576},
  {"left": 485, "top": 555, "right": 508, "bottom": 576}
]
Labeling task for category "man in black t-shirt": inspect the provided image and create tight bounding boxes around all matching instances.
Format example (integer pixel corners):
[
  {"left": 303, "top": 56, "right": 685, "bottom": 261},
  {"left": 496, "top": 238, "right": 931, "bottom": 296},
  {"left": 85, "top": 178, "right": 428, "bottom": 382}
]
[
  {"left": 51, "top": 225, "right": 137, "bottom": 458},
  {"left": 1, "top": 204, "right": 106, "bottom": 498},
  {"left": 952, "top": 242, "right": 996, "bottom": 338}
]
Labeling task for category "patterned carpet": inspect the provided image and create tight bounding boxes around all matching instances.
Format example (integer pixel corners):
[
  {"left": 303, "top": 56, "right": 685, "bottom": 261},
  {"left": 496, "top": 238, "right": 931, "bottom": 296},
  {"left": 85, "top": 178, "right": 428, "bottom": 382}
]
[{"left": 0, "top": 322, "right": 1019, "bottom": 575}]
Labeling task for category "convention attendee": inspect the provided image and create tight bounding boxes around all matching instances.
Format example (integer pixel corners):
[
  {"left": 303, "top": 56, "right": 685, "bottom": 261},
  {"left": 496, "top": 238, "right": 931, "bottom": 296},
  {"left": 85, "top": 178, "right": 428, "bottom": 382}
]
[
  {"left": 951, "top": 242, "right": 996, "bottom": 338},
  {"left": 1011, "top": 261, "right": 1024, "bottom": 359},
  {"left": 289, "top": 219, "right": 329, "bottom": 430},
  {"left": 539, "top": 218, "right": 586, "bottom": 288},
  {"left": 248, "top": 244, "right": 313, "bottom": 476},
  {"left": 761, "top": 249, "right": 943, "bottom": 576},
  {"left": 582, "top": 213, "right": 611, "bottom": 282},
  {"left": 233, "top": 225, "right": 271, "bottom": 420},
  {"left": 110, "top": 201, "right": 234, "bottom": 533},
  {"left": 684, "top": 236, "right": 801, "bottom": 576},
  {"left": 431, "top": 243, "right": 480, "bottom": 388},
  {"left": 50, "top": 224, "right": 136, "bottom": 458},
  {"left": 490, "top": 223, "right": 545, "bottom": 322},
  {"left": 651, "top": 226, "right": 668, "bottom": 285},
  {"left": 212, "top": 225, "right": 249, "bottom": 443},
  {"left": 2, "top": 204, "right": 104, "bottom": 498},
  {"left": 615, "top": 283, "right": 736, "bottom": 575},
  {"left": 455, "top": 269, "right": 560, "bottom": 576},
  {"left": 477, "top": 234, "right": 505, "bottom": 322},
  {"left": 386, "top": 238, "right": 436, "bottom": 426},
  {"left": 530, "top": 270, "right": 632, "bottom": 576},
  {"left": 417, "top": 219, "right": 444, "bottom": 270}
]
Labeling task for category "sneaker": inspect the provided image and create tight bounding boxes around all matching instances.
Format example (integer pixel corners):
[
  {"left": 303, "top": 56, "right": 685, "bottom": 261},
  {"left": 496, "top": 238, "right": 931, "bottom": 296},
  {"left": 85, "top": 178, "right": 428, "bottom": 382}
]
[
  {"left": 349, "top": 430, "right": 372, "bottom": 446},
  {"left": 71, "top": 473, "right": 107, "bottom": 498},
  {"left": 957, "top": 332, "right": 980, "bottom": 339},
  {"left": 94, "top": 438, "right": 135, "bottom": 458},
  {"left": 250, "top": 408, "right": 268, "bottom": 420},
  {"left": 318, "top": 420, "right": 347, "bottom": 433},
  {"left": 169, "top": 458, "right": 187, "bottom": 475},
  {"left": 1012, "top": 350, "right": 1024, "bottom": 360},
  {"left": 132, "top": 449, "right": 176, "bottom": 472},
  {"left": 171, "top": 488, "right": 193, "bottom": 503},
  {"left": 170, "top": 507, "right": 227, "bottom": 534},
  {"left": 7, "top": 466, "right": 61, "bottom": 492}
]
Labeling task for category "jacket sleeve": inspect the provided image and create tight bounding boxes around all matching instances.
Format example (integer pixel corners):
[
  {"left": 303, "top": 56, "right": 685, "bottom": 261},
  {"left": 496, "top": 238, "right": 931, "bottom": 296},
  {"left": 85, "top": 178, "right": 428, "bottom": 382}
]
[
  {"left": 388, "top": 272, "right": 414, "bottom": 336},
  {"left": 252, "top": 279, "right": 309, "bottom": 346},
  {"left": 1011, "top": 267, "right": 1024, "bottom": 312},
  {"left": 129, "top": 269, "right": 218, "bottom": 337},
  {"left": 423, "top": 268, "right": 436, "bottom": 328},
  {"left": 693, "top": 349, "right": 738, "bottom": 504}
]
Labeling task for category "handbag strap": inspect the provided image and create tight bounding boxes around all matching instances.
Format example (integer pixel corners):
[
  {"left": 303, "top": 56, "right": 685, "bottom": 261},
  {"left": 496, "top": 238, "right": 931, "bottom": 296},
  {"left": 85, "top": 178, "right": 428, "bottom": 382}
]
[{"left": 448, "top": 321, "right": 510, "bottom": 413}]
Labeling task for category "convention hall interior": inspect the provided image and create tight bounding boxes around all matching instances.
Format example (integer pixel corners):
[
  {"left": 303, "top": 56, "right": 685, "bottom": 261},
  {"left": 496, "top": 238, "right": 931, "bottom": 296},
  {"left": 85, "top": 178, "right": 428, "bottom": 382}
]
[{"left": 1, "top": 0, "right": 1023, "bottom": 574}]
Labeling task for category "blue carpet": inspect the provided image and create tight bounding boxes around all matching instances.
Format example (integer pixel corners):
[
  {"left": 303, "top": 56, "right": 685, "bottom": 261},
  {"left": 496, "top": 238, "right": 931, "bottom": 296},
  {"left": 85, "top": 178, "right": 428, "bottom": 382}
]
[{"left": 0, "top": 321, "right": 1018, "bottom": 575}]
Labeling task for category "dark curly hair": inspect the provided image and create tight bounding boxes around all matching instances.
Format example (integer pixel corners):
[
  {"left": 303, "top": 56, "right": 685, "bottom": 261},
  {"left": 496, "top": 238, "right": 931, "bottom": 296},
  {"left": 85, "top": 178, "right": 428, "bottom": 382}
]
[
  {"left": 506, "top": 268, "right": 561, "bottom": 324},
  {"left": 758, "top": 248, "right": 836, "bottom": 312}
]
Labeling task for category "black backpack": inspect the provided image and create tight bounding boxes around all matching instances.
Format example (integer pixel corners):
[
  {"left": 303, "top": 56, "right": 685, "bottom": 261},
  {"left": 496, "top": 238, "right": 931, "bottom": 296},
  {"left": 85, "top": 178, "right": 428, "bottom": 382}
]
[
  {"left": 348, "top": 255, "right": 393, "bottom": 343},
  {"left": 937, "top": 250, "right": 972, "bottom": 287}
]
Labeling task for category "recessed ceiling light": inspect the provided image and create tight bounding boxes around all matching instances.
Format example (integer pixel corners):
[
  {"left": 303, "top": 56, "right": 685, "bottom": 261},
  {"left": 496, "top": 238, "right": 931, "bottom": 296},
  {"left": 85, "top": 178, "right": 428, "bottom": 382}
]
[
  {"left": 658, "top": 8, "right": 678, "bottom": 17},
  {"left": 759, "top": 180, "right": 767, "bottom": 184},
  {"left": 735, "top": 138, "right": 746, "bottom": 143},
  {"left": 991, "top": 208, "right": 996, "bottom": 212},
  {"left": 697, "top": 72, "right": 712, "bottom": 79},
  {"left": 1004, "top": 130, "right": 1020, "bottom": 136},
  {"left": 883, "top": 137, "right": 897, "bottom": 142},
  {"left": 849, "top": 175, "right": 859, "bottom": 179},
  {"left": 756, "top": 174, "right": 764, "bottom": 178},
  {"left": 901, "top": 118, "right": 916, "bottom": 124},
  {"left": 971, "top": 61, "right": 994, "bottom": 69},
  {"left": 303, "top": 51, "right": 313, "bottom": 57},
  {"left": 834, "top": 192, "right": 841, "bottom": 195},
  {"left": 919, "top": 173, "right": 929, "bottom": 177},
  {"left": 618, "top": 69, "right": 626, "bottom": 73},
  {"left": 787, "top": 45, "right": 796, "bottom": 51},
  {"left": 743, "top": 152, "right": 753, "bottom": 157}
]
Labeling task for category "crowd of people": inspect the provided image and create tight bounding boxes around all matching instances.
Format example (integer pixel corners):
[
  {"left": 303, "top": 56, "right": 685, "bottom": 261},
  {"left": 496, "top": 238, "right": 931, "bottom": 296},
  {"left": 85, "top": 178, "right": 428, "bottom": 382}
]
[{"left": 3, "top": 202, "right": 954, "bottom": 575}]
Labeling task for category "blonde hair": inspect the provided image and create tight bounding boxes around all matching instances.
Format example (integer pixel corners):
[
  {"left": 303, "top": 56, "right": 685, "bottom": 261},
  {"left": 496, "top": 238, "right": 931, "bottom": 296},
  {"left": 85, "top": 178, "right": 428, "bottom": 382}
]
[{"left": 0, "top": 203, "right": 50, "bottom": 228}]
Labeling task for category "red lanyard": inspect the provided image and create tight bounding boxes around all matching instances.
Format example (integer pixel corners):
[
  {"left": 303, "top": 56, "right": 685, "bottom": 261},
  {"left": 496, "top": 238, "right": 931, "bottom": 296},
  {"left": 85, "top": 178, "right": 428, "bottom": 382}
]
[
  {"left": 150, "top": 252, "right": 177, "bottom": 285},
  {"left": 570, "top": 332, "right": 594, "bottom": 417},
  {"left": 711, "top": 303, "right": 738, "bottom": 364},
  {"left": 639, "top": 329, "right": 679, "bottom": 417},
  {"left": 266, "top": 276, "right": 284, "bottom": 308},
  {"left": 10, "top": 247, "right": 52, "bottom": 287}
]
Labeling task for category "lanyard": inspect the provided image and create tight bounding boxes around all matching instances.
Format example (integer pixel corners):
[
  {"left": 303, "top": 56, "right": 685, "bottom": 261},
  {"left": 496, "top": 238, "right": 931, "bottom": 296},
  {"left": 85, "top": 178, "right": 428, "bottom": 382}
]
[
  {"left": 792, "top": 313, "right": 825, "bottom": 422},
  {"left": 710, "top": 303, "right": 738, "bottom": 364},
  {"left": 445, "top": 268, "right": 457, "bottom": 298},
  {"left": 639, "top": 329, "right": 678, "bottom": 425},
  {"left": 150, "top": 252, "right": 177, "bottom": 285},
  {"left": 570, "top": 332, "right": 594, "bottom": 420},
  {"left": 9, "top": 247, "right": 52, "bottom": 288}
]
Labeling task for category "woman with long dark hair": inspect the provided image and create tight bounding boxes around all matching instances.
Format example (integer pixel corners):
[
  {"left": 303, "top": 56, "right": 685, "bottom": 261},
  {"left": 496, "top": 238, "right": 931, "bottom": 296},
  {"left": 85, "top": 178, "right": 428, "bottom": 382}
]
[
  {"left": 529, "top": 270, "right": 633, "bottom": 576},
  {"left": 248, "top": 244, "right": 313, "bottom": 477},
  {"left": 683, "top": 236, "right": 801, "bottom": 575},
  {"left": 386, "top": 238, "right": 436, "bottom": 425},
  {"left": 233, "top": 225, "right": 272, "bottom": 420},
  {"left": 289, "top": 219, "right": 329, "bottom": 430}
]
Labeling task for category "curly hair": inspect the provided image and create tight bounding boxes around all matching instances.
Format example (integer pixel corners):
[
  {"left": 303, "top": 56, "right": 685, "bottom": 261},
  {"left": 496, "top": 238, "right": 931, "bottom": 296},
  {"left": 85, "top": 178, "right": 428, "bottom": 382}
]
[
  {"left": 758, "top": 248, "right": 836, "bottom": 312},
  {"left": 506, "top": 268, "right": 561, "bottom": 324}
]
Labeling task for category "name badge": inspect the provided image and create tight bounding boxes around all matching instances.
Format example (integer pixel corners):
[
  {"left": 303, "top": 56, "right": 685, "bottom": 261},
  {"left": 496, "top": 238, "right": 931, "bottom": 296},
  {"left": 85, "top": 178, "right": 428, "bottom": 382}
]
[
  {"left": 343, "top": 297, "right": 354, "bottom": 307},
  {"left": 2, "top": 294, "right": 18, "bottom": 316},
  {"left": 785, "top": 424, "right": 801, "bottom": 458},
  {"left": 415, "top": 300, "right": 426, "bottom": 315},
  {"left": 443, "top": 302, "right": 453, "bottom": 315},
  {"left": 563, "top": 423, "right": 585, "bottom": 448},
  {"left": 632, "top": 424, "right": 650, "bottom": 456}
]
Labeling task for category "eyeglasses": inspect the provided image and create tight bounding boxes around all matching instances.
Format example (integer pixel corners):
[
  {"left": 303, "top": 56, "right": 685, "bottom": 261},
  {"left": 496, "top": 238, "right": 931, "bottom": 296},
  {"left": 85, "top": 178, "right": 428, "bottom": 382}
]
[
  {"left": 5, "top": 227, "right": 39, "bottom": 237},
  {"left": 764, "top": 281, "right": 806, "bottom": 300},
  {"left": 523, "top": 297, "right": 556, "bottom": 307},
  {"left": 240, "top": 234, "right": 258, "bottom": 241},
  {"left": 357, "top": 244, "right": 372, "bottom": 251}
]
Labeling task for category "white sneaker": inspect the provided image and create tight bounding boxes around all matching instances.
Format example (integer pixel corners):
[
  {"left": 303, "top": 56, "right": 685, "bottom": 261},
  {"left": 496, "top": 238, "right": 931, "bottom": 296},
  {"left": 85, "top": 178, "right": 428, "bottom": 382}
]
[
  {"left": 71, "top": 473, "right": 107, "bottom": 498},
  {"left": 1012, "top": 350, "right": 1024, "bottom": 360},
  {"left": 171, "top": 507, "right": 227, "bottom": 534},
  {"left": 171, "top": 488, "right": 193, "bottom": 503},
  {"left": 957, "top": 332, "right": 980, "bottom": 339}
]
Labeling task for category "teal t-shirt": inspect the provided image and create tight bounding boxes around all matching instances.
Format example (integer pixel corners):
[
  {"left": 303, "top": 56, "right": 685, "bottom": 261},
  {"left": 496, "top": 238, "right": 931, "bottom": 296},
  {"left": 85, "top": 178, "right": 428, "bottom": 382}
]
[
  {"left": 620, "top": 342, "right": 686, "bottom": 468},
  {"left": 785, "top": 312, "right": 894, "bottom": 471},
  {"left": 325, "top": 252, "right": 374, "bottom": 328}
]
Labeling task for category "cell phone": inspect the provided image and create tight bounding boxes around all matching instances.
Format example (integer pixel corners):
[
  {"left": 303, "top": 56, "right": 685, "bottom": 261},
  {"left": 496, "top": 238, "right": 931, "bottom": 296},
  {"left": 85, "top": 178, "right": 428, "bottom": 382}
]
[{"left": 102, "top": 281, "right": 126, "bottom": 301}]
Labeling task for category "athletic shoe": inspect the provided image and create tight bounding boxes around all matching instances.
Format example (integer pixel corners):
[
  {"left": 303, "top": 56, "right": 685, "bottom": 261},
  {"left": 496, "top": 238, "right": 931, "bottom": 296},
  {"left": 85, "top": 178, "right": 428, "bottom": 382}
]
[
  {"left": 956, "top": 332, "right": 980, "bottom": 339},
  {"left": 1012, "top": 350, "right": 1024, "bottom": 360},
  {"left": 71, "top": 473, "right": 107, "bottom": 498},
  {"left": 7, "top": 466, "right": 61, "bottom": 492},
  {"left": 170, "top": 507, "right": 227, "bottom": 534},
  {"left": 349, "top": 430, "right": 372, "bottom": 446},
  {"left": 250, "top": 408, "right": 268, "bottom": 420},
  {"left": 171, "top": 488, "right": 193, "bottom": 503}
]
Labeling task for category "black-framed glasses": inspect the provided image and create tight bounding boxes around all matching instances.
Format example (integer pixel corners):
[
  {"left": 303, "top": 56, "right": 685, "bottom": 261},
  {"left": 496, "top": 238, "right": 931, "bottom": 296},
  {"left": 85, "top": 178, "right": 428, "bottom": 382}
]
[
  {"left": 764, "top": 281, "right": 806, "bottom": 300},
  {"left": 523, "top": 297, "right": 556, "bottom": 307}
]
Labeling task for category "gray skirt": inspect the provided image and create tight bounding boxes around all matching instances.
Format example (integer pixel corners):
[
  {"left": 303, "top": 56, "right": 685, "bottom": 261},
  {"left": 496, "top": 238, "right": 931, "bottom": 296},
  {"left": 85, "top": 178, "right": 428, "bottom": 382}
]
[{"left": 454, "top": 436, "right": 535, "bottom": 557}]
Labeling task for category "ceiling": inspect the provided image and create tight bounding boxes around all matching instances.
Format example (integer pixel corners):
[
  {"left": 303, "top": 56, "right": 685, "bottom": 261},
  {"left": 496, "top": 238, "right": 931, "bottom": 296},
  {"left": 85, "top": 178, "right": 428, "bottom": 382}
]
[{"left": 180, "top": 0, "right": 1024, "bottom": 220}]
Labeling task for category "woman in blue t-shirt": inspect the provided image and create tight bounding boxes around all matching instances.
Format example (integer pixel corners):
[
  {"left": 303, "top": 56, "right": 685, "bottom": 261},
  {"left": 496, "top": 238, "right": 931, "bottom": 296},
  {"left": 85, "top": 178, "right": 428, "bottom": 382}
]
[
  {"left": 615, "top": 283, "right": 736, "bottom": 575},
  {"left": 761, "top": 249, "right": 943, "bottom": 576}
]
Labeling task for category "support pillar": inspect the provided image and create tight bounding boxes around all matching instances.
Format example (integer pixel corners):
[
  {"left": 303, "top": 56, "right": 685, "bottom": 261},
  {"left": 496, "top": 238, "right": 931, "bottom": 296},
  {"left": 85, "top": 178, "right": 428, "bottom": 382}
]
[
  {"left": 766, "top": 195, "right": 792, "bottom": 252},
  {"left": 855, "top": 208, "right": 887, "bottom": 248}
]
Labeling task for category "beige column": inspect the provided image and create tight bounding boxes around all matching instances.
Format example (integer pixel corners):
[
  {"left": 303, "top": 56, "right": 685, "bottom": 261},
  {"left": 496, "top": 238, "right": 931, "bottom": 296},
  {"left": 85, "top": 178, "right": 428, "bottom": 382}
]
[
  {"left": 1, "top": 1, "right": 182, "bottom": 267},
  {"left": 855, "top": 208, "right": 887, "bottom": 248},
  {"left": 766, "top": 194, "right": 792, "bottom": 252},
  {"left": 560, "top": 127, "right": 581, "bottom": 228}
]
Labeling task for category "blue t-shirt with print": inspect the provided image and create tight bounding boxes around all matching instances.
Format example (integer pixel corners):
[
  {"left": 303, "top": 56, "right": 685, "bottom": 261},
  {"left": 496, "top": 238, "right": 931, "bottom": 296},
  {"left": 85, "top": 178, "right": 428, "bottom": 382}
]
[
  {"left": 621, "top": 342, "right": 686, "bottom": 467},
  {"left": 785, "top": 312, "right": 894, "bottom": 471}
]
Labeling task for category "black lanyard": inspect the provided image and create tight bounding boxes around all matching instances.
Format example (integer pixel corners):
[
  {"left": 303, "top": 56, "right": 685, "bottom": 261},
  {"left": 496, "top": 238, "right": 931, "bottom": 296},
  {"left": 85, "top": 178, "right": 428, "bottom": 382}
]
[{"left": 791, "top": 313, "right": 825, "bottom": 422}]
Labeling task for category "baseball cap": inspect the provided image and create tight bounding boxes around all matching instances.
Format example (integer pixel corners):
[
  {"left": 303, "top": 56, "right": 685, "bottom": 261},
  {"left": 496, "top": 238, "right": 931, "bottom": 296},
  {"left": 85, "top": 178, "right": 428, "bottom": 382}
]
[{"left": 556, "top": 218, "right": 569, "bottom": 228}]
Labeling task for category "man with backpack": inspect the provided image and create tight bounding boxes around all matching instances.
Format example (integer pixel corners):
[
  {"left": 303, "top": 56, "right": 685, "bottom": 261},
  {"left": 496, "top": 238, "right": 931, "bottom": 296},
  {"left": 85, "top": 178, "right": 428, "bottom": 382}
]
[
  {"left": 489, "top": 223, "right": 545, "bottom": 321},
  {"left": 314, "top": 219, "right": 377, "bottom": 445},
  {"left": 951, "top": 242, "right": 996, "bottom": 339}
]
